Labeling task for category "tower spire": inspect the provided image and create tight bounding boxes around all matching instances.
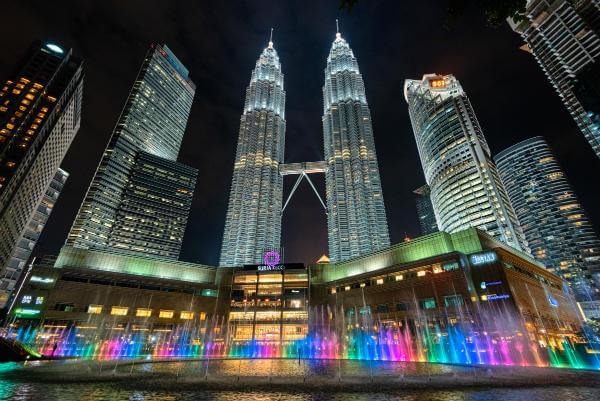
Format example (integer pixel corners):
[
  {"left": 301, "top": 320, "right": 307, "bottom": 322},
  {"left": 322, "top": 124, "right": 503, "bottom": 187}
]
[
  {"left": 335, "top": 19, "right": 341, "bottom": 40},
  {"left": 269, "top": 27, "right": 274, "bottom": 48}
]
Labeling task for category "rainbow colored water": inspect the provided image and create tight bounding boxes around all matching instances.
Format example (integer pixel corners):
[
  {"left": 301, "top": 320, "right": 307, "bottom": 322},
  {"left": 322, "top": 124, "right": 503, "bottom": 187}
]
[{"left": 5, "top": 315, "right": 599, "bottom": 370}]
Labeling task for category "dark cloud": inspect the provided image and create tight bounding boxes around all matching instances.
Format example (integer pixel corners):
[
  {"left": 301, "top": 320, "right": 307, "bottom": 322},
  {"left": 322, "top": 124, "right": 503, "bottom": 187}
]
[{"left": 0, "top": 0, "right": 598, "bottom": 266}]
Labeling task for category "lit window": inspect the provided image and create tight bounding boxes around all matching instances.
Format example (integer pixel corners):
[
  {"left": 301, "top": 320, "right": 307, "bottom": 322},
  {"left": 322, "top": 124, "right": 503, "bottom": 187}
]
[
  {"left": 344, "top": 286, "right": 351, "bottom": 291},
  {"left": 35, "top": 296, "right": 44, "bottom": 305},
  {"left": 22, "top": 295, "right": 32, "bottom": 304},
  {"left": 87, "top": 305, "right": 103, "bottom": 314},
  {"left": 111, "top": 306, "right": 128, "bottom": 316},
  {"left": 136, "top": 308, "right": 152, "bottom": 317},
  {"left": 376, "top": 278, "right": 384, "bottom": 285},
  {"left": 180, "top": 311, "right": 194, "bottom": 320},
  {"left": 417, "top": 271, "right": 427, "bottom": 277},
  {"left": 159, "top": 310, "right": 174, "bottom": 319},
  {"left": 395, "top": 275, "right": 404, "bottom": 281},
  {"left": 420, "top": 298, "right": 436, "bottom": 309},
  {"left": 330, "top": 288, "right": 336, "bottom": 294}
]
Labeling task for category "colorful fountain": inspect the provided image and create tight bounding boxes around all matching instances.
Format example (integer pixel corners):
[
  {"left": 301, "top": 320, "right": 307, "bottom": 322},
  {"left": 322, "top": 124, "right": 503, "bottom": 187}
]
[{"left": 3, "top": 303, "right": 599, "bottom": 370}]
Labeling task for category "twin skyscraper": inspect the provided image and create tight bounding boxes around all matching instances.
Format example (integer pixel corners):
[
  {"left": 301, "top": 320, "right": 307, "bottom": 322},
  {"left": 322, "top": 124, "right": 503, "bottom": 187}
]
[{"left": 220, "top": 29, "right": 390, "bottom": 266}]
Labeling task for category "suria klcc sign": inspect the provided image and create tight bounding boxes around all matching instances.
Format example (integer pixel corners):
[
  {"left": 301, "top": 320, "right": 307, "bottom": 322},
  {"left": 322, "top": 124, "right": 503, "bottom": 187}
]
[{"left": 257, "top": 250, "right": 284, "bottom": 271}]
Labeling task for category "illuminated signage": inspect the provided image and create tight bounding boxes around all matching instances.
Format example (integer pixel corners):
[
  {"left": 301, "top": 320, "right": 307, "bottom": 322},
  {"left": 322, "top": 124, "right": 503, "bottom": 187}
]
[
  {"left": 470, "top": 252, "right": 497, "bottom": 266},
  {"left": 429, "top": 79, "right": 446, "bottom": 88},
  {"left": 45, "top": 43, "right": 64, "bottom": 54},
  {"left": 30, "top": 276, "right": 54, "bottom": 284},
  {"left": 486, "top": 294, "right": 510, "bottom": 301},
  {"left": 13, "top": 308, "right": 41, "bottom": 317},
  {"left": 480, "top": 281, "right": 502, "bottom": 289},
  {"left": 548, "top": 295, "right": 559, "bottom": 307},
  {"left": 256, "top": 250, "right": 284, "bottom": 271}
]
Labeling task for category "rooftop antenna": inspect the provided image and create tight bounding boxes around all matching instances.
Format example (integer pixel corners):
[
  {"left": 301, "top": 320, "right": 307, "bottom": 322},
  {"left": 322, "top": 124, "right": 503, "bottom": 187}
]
[
  {"left": 335, "top": 19, "right": 341, "bottom": 40},
  {"left": 269, "top": 27, "right": 274, "bottom": 48}
]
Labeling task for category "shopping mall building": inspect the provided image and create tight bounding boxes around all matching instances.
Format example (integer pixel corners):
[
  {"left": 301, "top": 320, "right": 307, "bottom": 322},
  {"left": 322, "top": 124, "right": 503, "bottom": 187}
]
[{"left": 6, "top": 228, "right": 585, "bottom": 346}]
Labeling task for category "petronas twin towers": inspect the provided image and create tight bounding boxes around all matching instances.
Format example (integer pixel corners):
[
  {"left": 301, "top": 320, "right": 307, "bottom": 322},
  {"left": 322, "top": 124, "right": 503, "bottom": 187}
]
[{"left": 220, "top": 29, "right": 389, "bottom": 266}]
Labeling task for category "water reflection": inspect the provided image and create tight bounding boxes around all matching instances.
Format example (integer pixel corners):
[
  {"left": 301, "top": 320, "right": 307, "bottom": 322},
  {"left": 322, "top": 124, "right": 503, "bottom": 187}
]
[{"left": 0, "top": 360, "right": 599, "bottom": 401}]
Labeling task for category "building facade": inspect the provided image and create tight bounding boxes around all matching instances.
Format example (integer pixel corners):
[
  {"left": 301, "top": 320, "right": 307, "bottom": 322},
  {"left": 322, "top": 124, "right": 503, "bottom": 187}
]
[
  {"left": 404, "top": 74, "right": 526, "bottom": 251},
  {"left": 68, "top": 44, "right": 197, "bottom": 259},
  {"left": 0, "top": 42, "right": 83, "bottom": 305},
  {"left": 323, "top": 30, "right": 390, "bottom": 262},
  {"left": 495, "top": 136, "right": 600, "bottom": 302},
  {"left": 510, "top": 0, "right": 600, "bottom": 158},
  {"left": 228, "top": 263, "right": 309, "bottom": 342},
  {"left": 220, "top": 39, "right": 286, "bottom": 266},
  {"left": 109, "top": 151, "right": 197, "bottom": 258},
  {"left": 10, "top": 228, "right": 590, "bottom": 366},
  {"left": 413, "top": 184, "right": 439, "bottom": 235},
  {"left": 311, "top": 228, "right": 583, "bottom": 356},
  {"left": 0, "top": 168, "right": 68, "bottom": 308}
]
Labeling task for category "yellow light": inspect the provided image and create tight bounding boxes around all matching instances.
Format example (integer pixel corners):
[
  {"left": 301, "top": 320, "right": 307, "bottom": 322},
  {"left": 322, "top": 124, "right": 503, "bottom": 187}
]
[
  {"left": 110, "top": 306, "right": 128, "bottom": 316},
  {"left": 87, "top": 305, "right": 103, "bottom": 314},
  {"left": 159, "top": 310, "right": 174, "bottom": 319},
  {"left": 136, "top": 308, "right": 152, "bottom": 317}
]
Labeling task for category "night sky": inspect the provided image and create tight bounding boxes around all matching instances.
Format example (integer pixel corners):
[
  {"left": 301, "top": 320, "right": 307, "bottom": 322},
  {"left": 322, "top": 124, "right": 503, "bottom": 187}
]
[{"left": 1, "top": 1, "right": 598, "bottom": 266}]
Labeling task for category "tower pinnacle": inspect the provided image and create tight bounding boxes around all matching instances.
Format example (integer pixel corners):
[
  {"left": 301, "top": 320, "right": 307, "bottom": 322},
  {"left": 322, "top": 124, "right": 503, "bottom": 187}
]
[
  {"left": 335, "top": 19, "right": 341, "bottom": 40},
  {"left": 268, "top": 27, "right": 273, "bottom": 48}
]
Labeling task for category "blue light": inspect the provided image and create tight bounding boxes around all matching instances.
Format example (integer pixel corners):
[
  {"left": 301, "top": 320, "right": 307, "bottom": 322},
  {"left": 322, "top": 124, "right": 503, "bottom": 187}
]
[
  {"left": 470, "top": 252, "right": 497, "bottom": 266},
  {"left": 487, "top": 294, "right": 510, "bottom": 301},
  {"left": 45, "top": 43, "right": 64, "bottom": 54}
]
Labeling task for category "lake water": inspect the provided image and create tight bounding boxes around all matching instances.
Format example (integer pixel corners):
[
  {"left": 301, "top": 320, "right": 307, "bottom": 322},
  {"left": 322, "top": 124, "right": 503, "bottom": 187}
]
[{"left": 1, "top": 359, "right": 599, "bottom": 401}]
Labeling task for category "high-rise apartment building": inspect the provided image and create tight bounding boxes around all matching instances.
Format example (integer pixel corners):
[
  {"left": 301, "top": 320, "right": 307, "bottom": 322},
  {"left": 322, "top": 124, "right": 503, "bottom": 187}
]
[
  {"left": 0, "top": 42, "right": 83, "bottom": 302},
  {"left": 510, "top": 0, "right": 600, "bottom": 158},
  {"left": 0, "top": 168, "right": 68, "bottom": 307},
  {"left": 323, "top": 30, "right": 390, "bottom": 262},
  {"left": 68, "top": 44, "right": 197, "bottom": 259},
  {"left": 495, "top": 136, "right": 600, "bottom": 301},
  {"left": 404, "top": 74, "right": 526, "bottom": 251},
  {"left": 413, "top": 185, "right": 439, "bottom": 235},
  {"left": 220, "top": 38, "right": 286, "bottom": 266}
]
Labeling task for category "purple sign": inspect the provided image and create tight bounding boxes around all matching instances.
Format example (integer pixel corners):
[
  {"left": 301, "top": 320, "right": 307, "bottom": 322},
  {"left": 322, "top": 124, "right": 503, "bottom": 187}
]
[{"left": 262, "top": 250, "right": 281, "bottom": 269}]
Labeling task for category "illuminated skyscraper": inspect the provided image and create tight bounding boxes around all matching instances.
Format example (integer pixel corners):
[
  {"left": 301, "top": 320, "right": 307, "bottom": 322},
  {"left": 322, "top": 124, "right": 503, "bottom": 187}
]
[
  {"left": 495, "top": 136, "right": 600, "bottom": 301},
  {"left": 0, "top": 168, "right": 68, "bottom": 308},
  {"left": 68, "top": 44, "right": 197, "bottom": 259},
  {"left": 0, "top": 42, "right": 83, "bottom": 305},
  {"left": 413, "top": 184, "right": 438, "bottom": 235},
  {"left": 510, "top": 0, "right": 600, "bottom": 158},
  {"left": 220, "top": 37, "right": 285, "bottom": 266},
  {"left": 323, "top": 29, "right": 390, "bottom": 262},
  {"left": 404, "top": 74, "right": 526, "bottom": 251}
]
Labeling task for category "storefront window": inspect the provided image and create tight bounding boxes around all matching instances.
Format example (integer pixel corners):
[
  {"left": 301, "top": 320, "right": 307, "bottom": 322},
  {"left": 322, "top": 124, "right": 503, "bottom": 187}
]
[{"left": 420, "top": 298, "right": 436, "bottom": 309}]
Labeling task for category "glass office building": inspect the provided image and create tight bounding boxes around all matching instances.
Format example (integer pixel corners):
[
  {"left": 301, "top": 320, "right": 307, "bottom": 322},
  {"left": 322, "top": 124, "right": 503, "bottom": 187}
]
[
  {"left": 413, "top": 184, "right": 439, "bottom": 235},
  {"left": 68, "top": 44, "right": 197, "bottom": 259},
  {"left": 495, "top": 136, "right": 600, "bottom": 302},
  {"left": 510, "top": 0, "right": 600, "bottom": 158},
  {"left": 220, "top": 39, "right": 286, "bottom": 266},
  {"left": 404, "top": 74, "right": 526, "bottom": 251},
  {"left": 323, "top": 30, "right": 390, "bottom": 262},
  {"left": 0, "top": 42, "right": 83, "bottom": 305}
]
